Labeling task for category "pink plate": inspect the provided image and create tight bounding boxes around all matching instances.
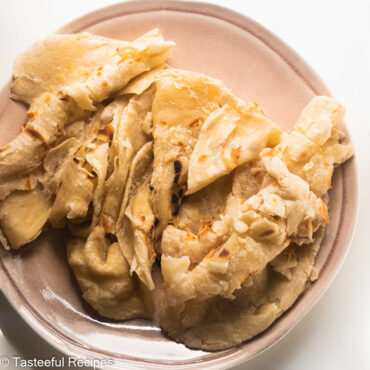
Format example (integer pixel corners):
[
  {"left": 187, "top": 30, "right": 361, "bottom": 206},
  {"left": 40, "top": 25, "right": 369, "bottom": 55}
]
[{"left": 0, "top": 1, "right": 357, "bottom": 369}]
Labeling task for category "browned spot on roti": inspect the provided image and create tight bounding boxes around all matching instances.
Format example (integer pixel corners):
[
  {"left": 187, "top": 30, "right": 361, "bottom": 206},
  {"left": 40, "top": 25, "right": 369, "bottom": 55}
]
[
  {"left": 98, "top": 124, "right": 114, "bottom": 142},
  {"left": 220, "top": 147, "right": 241, "bottom": 170},
  {"left": 198, "top": 154, "right": 208, "bottom": 163},
  {"left": 283, "top": 244, "right": 296, "bottom": 256},
  {"left": 189, "top": 119, "right": 200, "bottom": 128},
  {"left": 231, "top": 146, "right": 241, "bottom": 162},
  {"left": 174, "top": 159, "right": 182, "bottom": 184},
  {"left": 24, "top": 127, "right": 45, "bottom": 142},
  {"left": 206, "top": 242, "right": 223, "bottom": 259},
  {"left": 26, "top": 110, "right": 38, "bottom": 121},
  {"left": 25, "top": 177, "right": 32, "bottom": 191},
  {"left": 259, "top": 229, "right": 274, "bottom": 237},
  {"left": 0, "top": 145, "right": 10, "bottom": 153},
  {"left": 185, "top": 232, "right": 197, "bottom": 242},
  {"left": 219, "top": 249, "right": 230, "bottom": 258},
  {"left": 197, "top": 220, "right": 214, "bottom": 238}
]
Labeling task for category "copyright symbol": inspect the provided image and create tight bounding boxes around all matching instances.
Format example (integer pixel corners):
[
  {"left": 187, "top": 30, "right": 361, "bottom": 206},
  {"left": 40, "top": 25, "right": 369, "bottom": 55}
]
[{"left": 0, "top": 356, "right": 9, "bottom": 367}]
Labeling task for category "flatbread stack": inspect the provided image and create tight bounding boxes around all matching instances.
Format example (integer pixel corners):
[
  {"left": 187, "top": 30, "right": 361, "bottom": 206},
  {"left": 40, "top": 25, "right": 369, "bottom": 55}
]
[{"left": 0, "top": 29, "right": 353, "bottom": 350}]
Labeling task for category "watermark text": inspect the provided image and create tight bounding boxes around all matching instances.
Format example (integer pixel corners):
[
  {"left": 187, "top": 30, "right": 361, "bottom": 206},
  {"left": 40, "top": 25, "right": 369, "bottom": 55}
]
[{"left": 0, "top": 356, "right": 114, "bottom": 368}]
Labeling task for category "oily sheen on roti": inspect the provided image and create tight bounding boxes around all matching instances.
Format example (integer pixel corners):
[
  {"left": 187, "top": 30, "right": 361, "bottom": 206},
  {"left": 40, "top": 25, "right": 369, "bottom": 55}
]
[{"left": 0, "top": 29, "right": 353, "bottom": 351}]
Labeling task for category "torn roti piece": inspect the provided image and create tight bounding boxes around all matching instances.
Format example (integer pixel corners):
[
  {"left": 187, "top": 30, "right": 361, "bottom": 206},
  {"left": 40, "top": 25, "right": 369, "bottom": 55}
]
[
  {"left": 0, "top": 96, "right": 86, "bottom": 180},
  {"left": 12, "top": 29, "right": 174, "bottom": 108},
  {"left": 67, "top": 93, "right": 156, "bottom": 315},
  {"left": 160, "top": 137, "right": 328, "bottom": 306},
  {"left": 176, "top": 174, "right": 233, "bottom": 234},
  {"left": 159, "top": 227, "right": 325, "bottom": 350},
  {"left": 48, "top": 156, "right": 95, "bottom": 228},
  {"left": 187, "top": 102, "right": 280, "bottom": 194},
  {"left": 151, "top": 69, "right": 229, "bottom": 237},
  {"left": 0, "top": 28, "right": 174, "bottom": 248},
  {"left": 167, "top": 96, "right": 353, "bottom": 304},
  {"left": 100, "top": 87, "right": 154, "bottom": 236},
  {"left": 0, "top": 185, "right": 52, "bottom": 249},
  {"left": 0, "top": 28, "right": 174, "bottom": 201},
  {"left": 163, "top": 160, "right": 272, "bottom": 265},
  {"left": 159, "top": 96, "right": 353, "bottom": 349},
  {"left": 41, "top": 137, "right": 81, "bottom": 195},
  {"left": 55, "top": 97, "right": 131, "bottom": 238},
  {"left": 151, "top": 69, "right": 281, "bottom": 237},
  {"left": 48, "top": 106, "right": 111, "bottom": 229},
  {"left": 118, "top": 64, "right": 169, "bottom": 96},
  {"left": 162, "top": 152, "right": 326, "bottom": 306},
  {"left": 0, "top": 166, "right": 42, "bottom": 201},
  {"left": 273, "top": 96, "right": 353, "bottom": 197},
  {"left": 116, "top": 142, "right": 156, "bottom": 290},
  {"left": 67, "top": 226, "right": 153, "bottom": 320},
  {"left": 1, "top": 82, "right": 152, "bottom": 249}
]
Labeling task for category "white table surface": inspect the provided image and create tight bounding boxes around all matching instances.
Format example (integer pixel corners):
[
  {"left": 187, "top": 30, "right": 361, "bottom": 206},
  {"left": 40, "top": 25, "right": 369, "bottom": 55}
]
[{"left": 0, "top": 1, "right": 369, "bottom": 369}]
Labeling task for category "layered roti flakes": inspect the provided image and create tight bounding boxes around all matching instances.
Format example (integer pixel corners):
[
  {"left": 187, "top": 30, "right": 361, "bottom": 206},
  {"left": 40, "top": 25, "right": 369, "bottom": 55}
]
[{"left": 0, "top": 30, "right": 353, "bottom": 350}]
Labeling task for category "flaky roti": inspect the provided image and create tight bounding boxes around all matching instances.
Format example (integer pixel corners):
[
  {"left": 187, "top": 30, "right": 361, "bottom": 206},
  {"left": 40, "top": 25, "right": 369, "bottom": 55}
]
[
  {"left": 116, "top": 141, "right": 156, "bottom": 290},
  {"left": 188, "top": 102, "right": 280, "bottom": 194},
  {"left": 151, "top": 69, "right": 281, "bottom": 237},
  {"left": 159, "top": 227, "right": 325, "bottom": 350},
  {"left": 0, "top": 29, "right": 354, "bottom": 351},
  {"left": 159, "top": 96, "right": 353, "bottom": 349}
]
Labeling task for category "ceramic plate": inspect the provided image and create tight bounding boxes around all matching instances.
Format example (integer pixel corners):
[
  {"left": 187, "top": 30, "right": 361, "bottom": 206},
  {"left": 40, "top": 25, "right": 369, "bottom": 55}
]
[{"left": 0, "top": 1, "right": 357, "bottom": 369}]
